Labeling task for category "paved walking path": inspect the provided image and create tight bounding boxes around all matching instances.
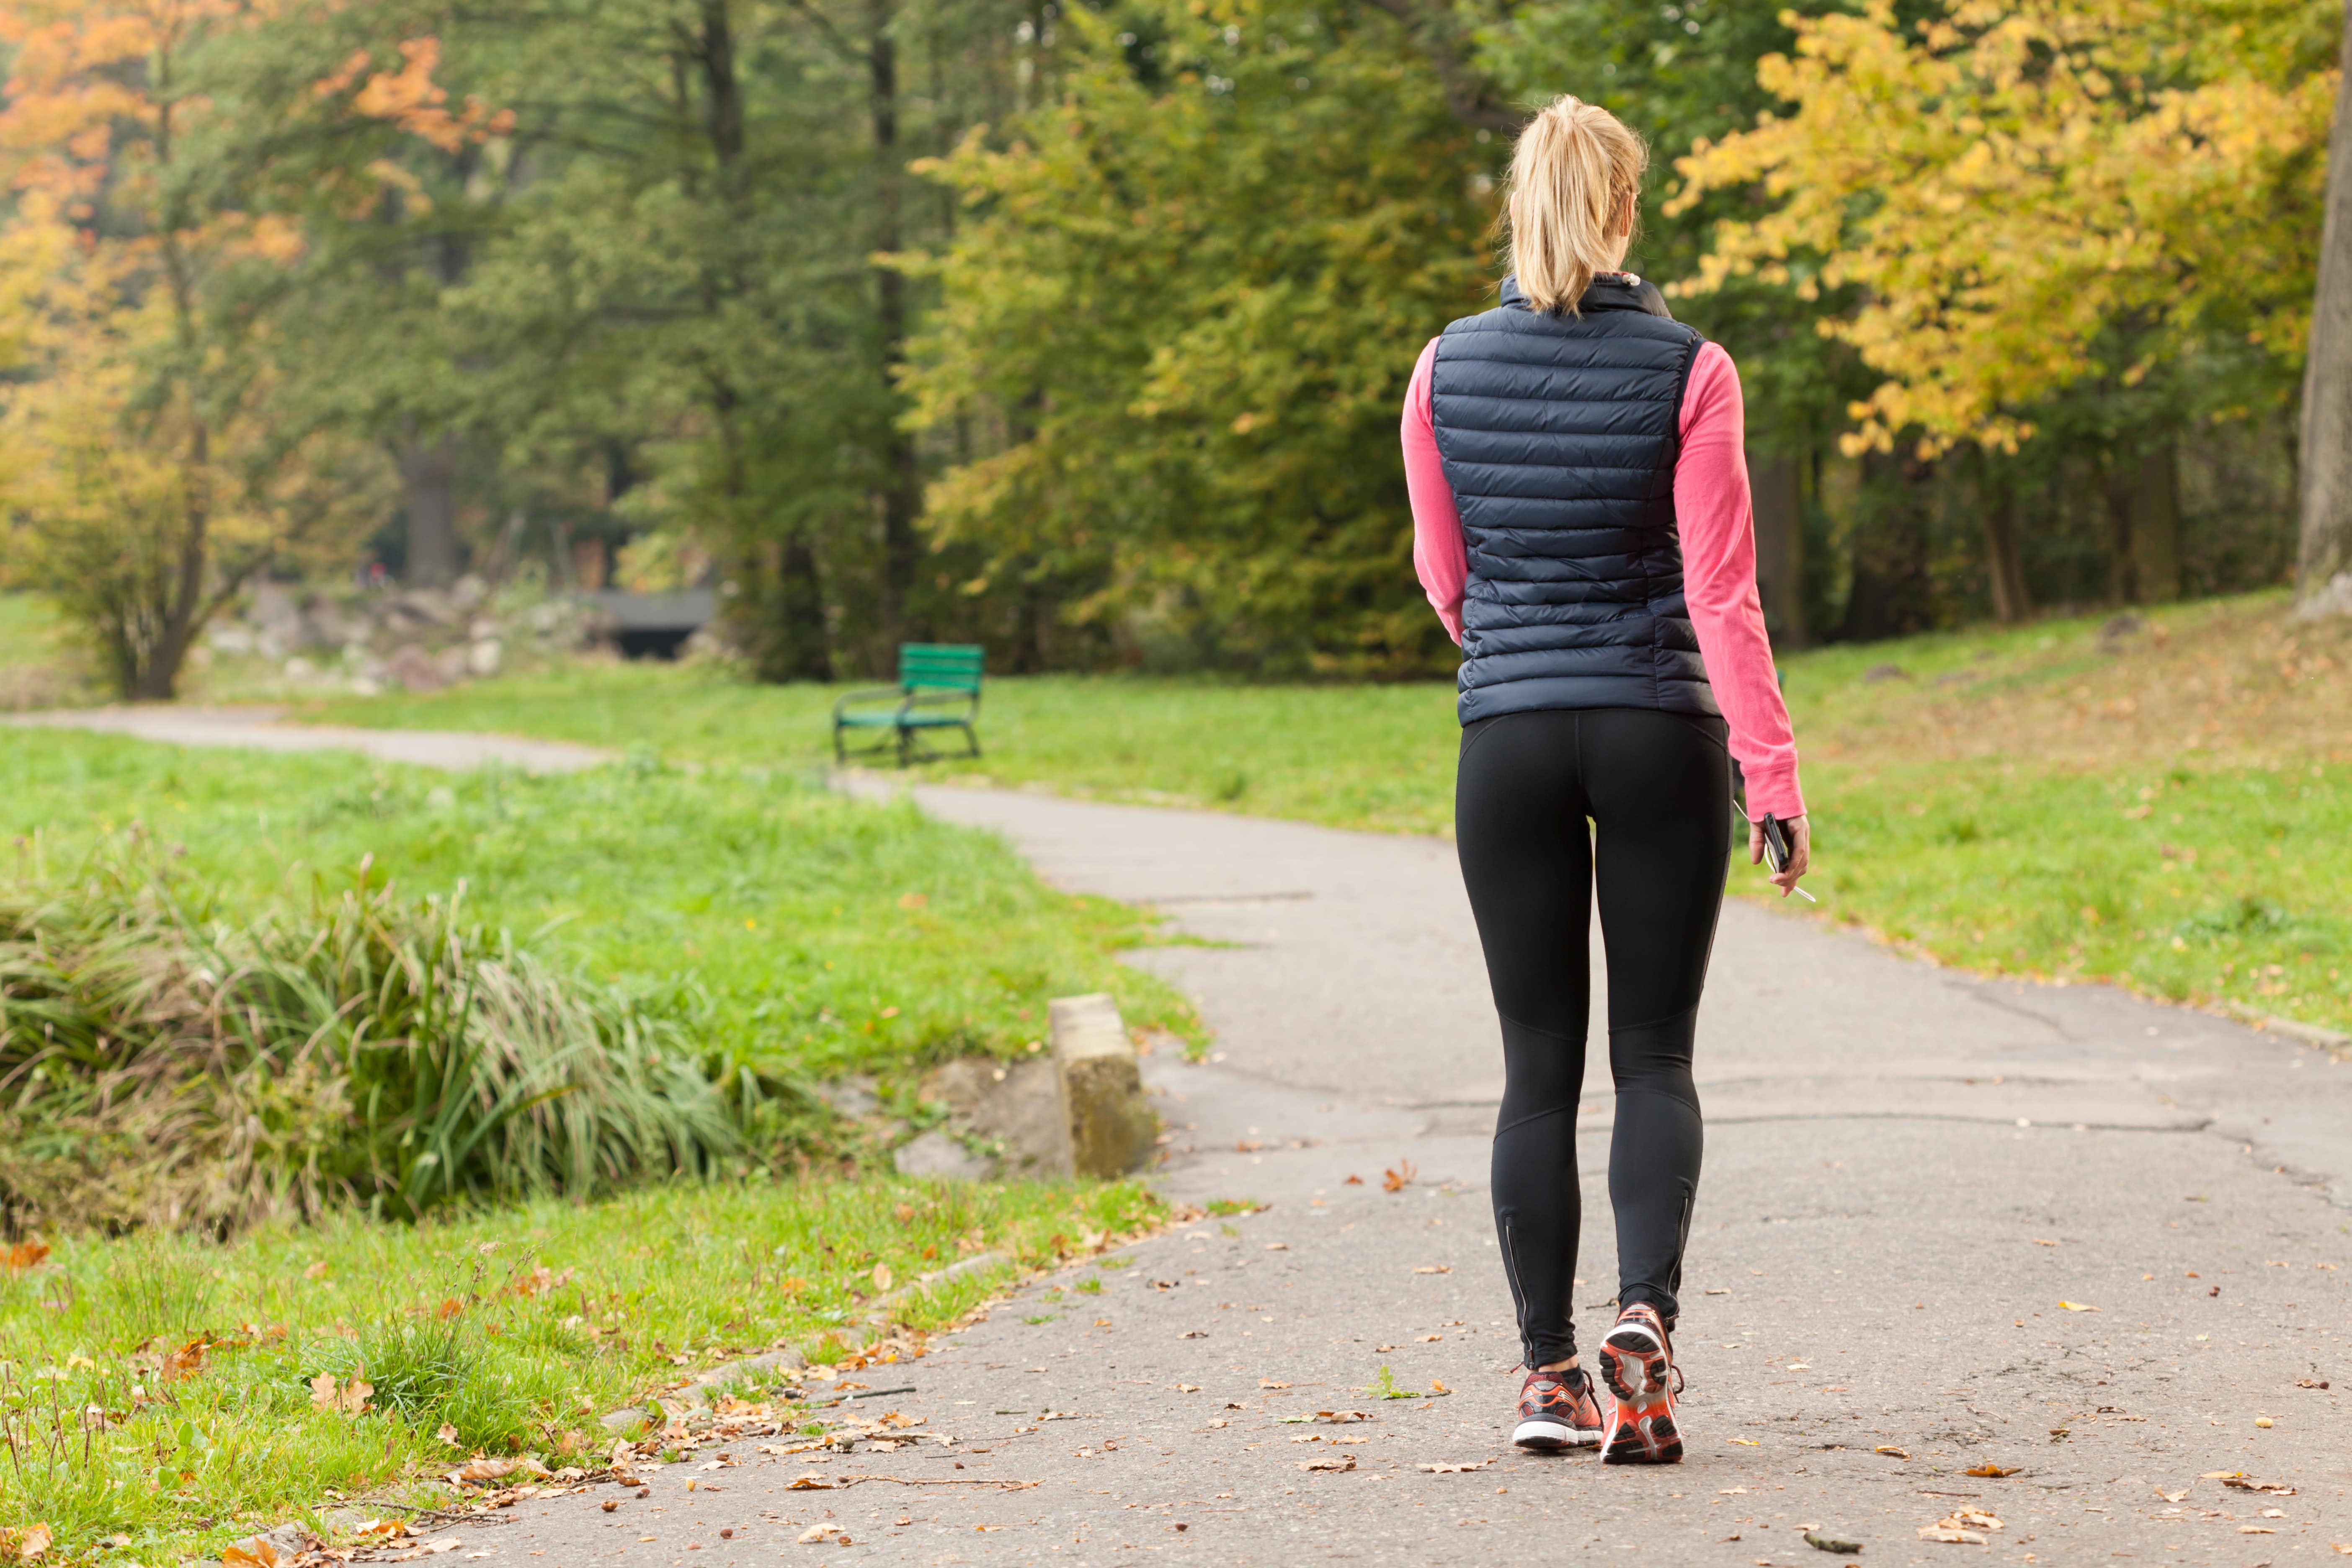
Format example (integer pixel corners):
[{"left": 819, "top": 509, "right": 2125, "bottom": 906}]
[
  {"left": 5, "top": 705, "right": 613, "bottom": 772},
  {"left": 497, "top": 780, "right": 2352, "bottom": 1565}
]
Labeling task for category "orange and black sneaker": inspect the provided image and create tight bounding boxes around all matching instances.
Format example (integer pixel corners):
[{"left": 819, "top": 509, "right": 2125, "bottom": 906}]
[
  {"left": 1596, "top": 1302, "right": 1684, "bottom": 1464},
  {"left": 1510, "top": 1364, "right": 1603, "bottom": 1450}
]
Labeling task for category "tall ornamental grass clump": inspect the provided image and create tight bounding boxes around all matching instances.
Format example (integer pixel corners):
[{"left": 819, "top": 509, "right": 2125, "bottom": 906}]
[{"left": 0, "top": 840, "right": 734, "bottom": 1234}]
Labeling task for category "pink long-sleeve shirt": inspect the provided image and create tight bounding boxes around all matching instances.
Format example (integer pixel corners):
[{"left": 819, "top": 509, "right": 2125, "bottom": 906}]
[{"left": 1403, "top": 330, "right": 1807, "bottom": 820}]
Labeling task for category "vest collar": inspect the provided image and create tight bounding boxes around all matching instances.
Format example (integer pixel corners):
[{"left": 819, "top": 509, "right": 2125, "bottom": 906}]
[{"left": 1499, "top": 272, "right": 1671, "bottom": 318}]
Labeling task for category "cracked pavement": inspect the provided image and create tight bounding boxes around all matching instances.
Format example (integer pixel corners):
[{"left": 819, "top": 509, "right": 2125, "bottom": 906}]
[{"left": 436, "top": 784, "right": 2352, "bottom": 1565}]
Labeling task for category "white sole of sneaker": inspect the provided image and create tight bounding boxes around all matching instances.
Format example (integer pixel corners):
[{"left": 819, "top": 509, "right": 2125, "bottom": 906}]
[{"left": 1512, "top": 1418, "right": 1599, "bottom": 1449}]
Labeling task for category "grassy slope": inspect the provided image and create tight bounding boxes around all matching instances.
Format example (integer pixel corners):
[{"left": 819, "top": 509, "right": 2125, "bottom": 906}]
[
  {"left": 1, "top": 731, "right": 1200, "bottom": 1076},
  {"left": 2, "top": 1179, "right": 1160, "bottom": 1562},
  {"left": 299, "top": 591, "right": 2352, "bottom": 1036}
]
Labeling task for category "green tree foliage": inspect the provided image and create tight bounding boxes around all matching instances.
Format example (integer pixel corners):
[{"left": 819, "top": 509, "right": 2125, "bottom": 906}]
[{"left": 903, "top": 0, "right": 1492, "bottom": 675}]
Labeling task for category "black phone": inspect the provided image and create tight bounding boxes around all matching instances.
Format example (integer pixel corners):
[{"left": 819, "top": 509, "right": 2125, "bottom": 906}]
[{"left": 1761, "top": 813, "right": 1792, "bottom": 874}]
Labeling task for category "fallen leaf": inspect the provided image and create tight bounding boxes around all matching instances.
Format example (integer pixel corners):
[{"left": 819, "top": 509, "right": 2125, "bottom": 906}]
[
  {"left": 2222, "top": 1478, "right": 2296, "bottom": 1496},
  {"left": 1942, "top": 1509, "right": 2002, "bottom": 1532},
  {"left": 2156, "top": 1488, "right": 2187, "bottom": 1503},
  {"left": 1729, "top": 1438, "right": 1760, "bottom": 1447},
  {"left": 1177, "top": 1330, "right": 1207, "bottom": 1339},
  {"left": 2033, "top": 1238, "right": 2058, "bottom": 1247},
  {"left": 310, "top": 1371, "right": 373, "bottom": 1415},
  {"left": 1917, "top": 1527, "right": 1985, "bottom": 1546},
  {"left": 1298, "top": 1454, "right": 1356, "bottom": 1472},
  {"left": 1416, "top": 1461, "right": 1488, "bottom": 1474},
  {"left": 1263, "top": 1243, "right": 1289, "bottom": 1252},
  {"left": 1315, "top": 1410, "right": 1371, "bottom": 1423},
  {"left": 448, "top": 1457, "right": 548, "bottom": 1486},
  {"left": 303, "top": 1261, "right": 330, "bottom": 1281},
  {"left": 1412, "top": 1266, "right": 1451, "bottom": 1276},
  {"left": 1, "top": 1243, "right": 49, "bottom": 1272},
  {"left": 872, "top": 1264, "right": 893, "bottom": 1291},
  {"left": 2297, "top": 1377, "right": 2330, "bottom": 1389},
  {"left": 2058, "top": 1301, "right": 2098, "bottom": 1312},
  {"left": 2, "top": 1525, "right": 52, "bottom": 1561},
  {"left": 2240, "top": 1526, "right": 2277, "bottom": 1534},
  {"left": 2200, "top": 1470, "right": 2246, "bottom": 1480},
  {"left": 1382, "top": 1160, "right": 1416, "bottom": 1193},
  {"left": 1429, "top": 1379, "right": 1451, "bottom": 1395},
  {"left": 1260, "top": 1379, "right": 1292, "bottom": 1389},
  {"left": 160, "top": 1337, "right": 209, "bottom": 1382},
  {"left": 1174, "top": 1382, "right": 1200, "bottom": 1392},
  {"left": 1963, "top": 1464, "right": 2019, "bottom": 1478},
  {"left": 1805, "top": 1532, "right": 1863, "bottom": 1555},
  {"left": 1344, "top": 1175, "right": 1364, "bottom": 1186},
  {"left": 787, "top": 1476, "right": 835, "bottom": 1491},
  {"left": 797, "top": 1526, "right": 830, "bottom": 1544},
  {"left": 1873, "top": 1446, "right": 1910, "bottom": 1460},
  {"left": 1415, "top": 1333, "right": 1443, "bottom": 1341}
]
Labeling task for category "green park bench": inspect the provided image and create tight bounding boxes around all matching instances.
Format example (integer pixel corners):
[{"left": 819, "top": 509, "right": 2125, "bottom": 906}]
[{"left": 832, "top": 642, "right": 985, "bottom": 766}]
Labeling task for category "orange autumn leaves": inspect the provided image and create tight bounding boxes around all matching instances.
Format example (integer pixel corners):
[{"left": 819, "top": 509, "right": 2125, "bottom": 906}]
[
  {"left": 1670, "top": 0, "right": 2337, "bottom": 458},
  {"left": 315, "top": 36, "right": 516, "bottom": 155}
]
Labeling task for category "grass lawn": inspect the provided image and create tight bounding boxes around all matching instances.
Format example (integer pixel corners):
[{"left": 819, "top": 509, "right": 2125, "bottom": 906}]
[
  {"left": 1, "top": 1177, "right": 1161, "bottom": 1563},
  {"left": 2, "top": 730, "right": 1200, "bottom": 1078},
  {"left": 0, "top": 725, "right": 1202, "bottom": 1561},
  {"left": 292, "top": 590, "right": 2352, "bottom": 1039}
]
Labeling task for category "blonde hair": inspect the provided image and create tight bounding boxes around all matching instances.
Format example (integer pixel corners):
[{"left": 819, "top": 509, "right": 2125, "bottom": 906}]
[{"left": 1505, "top": 96, "right": 1648, "bottom": 316}]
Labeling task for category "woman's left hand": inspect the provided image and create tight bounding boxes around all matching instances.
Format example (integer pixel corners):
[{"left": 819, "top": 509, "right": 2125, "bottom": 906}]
[{"left": 1747, "top": 814, "right": 1810, "bottom": 898}]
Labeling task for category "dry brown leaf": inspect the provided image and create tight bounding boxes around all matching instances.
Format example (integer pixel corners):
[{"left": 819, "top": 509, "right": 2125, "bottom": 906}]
[
  {"left": 787, "top": 1475, "right": 835, "bottom": 1491},
  {"left": 1874, "top": 1446, "right": 1910, "bottom": 1460},
  {"left": 1, "top": 1242, "right": 49, "bottom": 1272},
  {"left": 1412, "top": 1266, "right": 1451, "bottom": 1276},
  {"left": 220, "top": 1538, "right": 283, "bottom": 1567},
  {"left": 1259, "top": 1379, "right": 1291, "bottom": 1389},
  {"left": 797, "top": 1525, "right": 831, "bottom": 1543},
  {"left": 160, "top": 1338, "right": 209, "bottom": 1383},
  {"left": 437, "top": 1423, "right": 460, "bottom": 1445},
  {"left": 447, "top": 1456, "right": 547, "bottom": 1486},
  {"left": 2223, "top": 1477, "right": 2297, "bottom": 1496},
  {"left": 1941, "top": 1509, "right": 2002, "bottom": 1532},
  {"left": 303, "top": 1261, "right": 330, "bottom": 1281},
  {"left": 1416, "top": 1461, "right": 1488, "bottom": 1474},
  {"left": 1382, "top": 1161, "right": 1416, "bottom": 1193},
  {"left": 1429, "top": 1379, "right": 1451, "bottom": 1395},
  {"left": 872, "top": 1264, "right": 893, "bottom": 1291},
  {"left": 2, "top": 1524, "right": 52, "bottom": 1562},
  {"left": 309, "top": 1372, "right": 372, "bottom": 1415},
  {"left": 1298, "top": 1454, "right": 1356, "bottom": 1472},
  {"left": 1918, "top": 1527, "right": 1984, "bottom": 1545},
  {"left": 1344, "top": 1174, "right": 1364, "bottom": 1186},
  {"left": 1315, "top": 1410, "right": 1371, "bottom": 1423},
  {"left": 1963, "top": 1463, "right": 2018, "bottom": 1478},
  {"left": 2057, "top": 1301, "right": 2099, "bottom": 1313},
  {"left": 436, "top": 1298, "right": 464, "bottom": 1320}
]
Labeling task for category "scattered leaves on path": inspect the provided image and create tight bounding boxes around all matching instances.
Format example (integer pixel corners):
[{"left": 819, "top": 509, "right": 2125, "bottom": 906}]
[{"left": 448, "top": 1457, "right": 548, "bottom": 1487}]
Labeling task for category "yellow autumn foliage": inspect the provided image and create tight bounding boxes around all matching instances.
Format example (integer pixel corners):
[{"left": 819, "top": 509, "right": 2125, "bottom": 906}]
[{"left": 1670, "top": 0, "right": 2339, "bottom": 457}]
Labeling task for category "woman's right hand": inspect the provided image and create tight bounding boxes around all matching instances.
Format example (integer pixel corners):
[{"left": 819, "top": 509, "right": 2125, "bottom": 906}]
[{"left": 1748, "top": 813, "right": 1811, "bottom": 899}]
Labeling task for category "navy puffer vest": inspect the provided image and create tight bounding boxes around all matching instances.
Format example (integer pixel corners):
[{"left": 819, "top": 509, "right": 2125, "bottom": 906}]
[{"left": 1432, "top": 273, "right": 1716, "bottom": 726}]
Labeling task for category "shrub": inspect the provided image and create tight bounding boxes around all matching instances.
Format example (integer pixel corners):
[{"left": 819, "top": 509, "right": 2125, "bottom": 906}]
[{"left": 0, "top": 839, "right": 735, "bottom": 1234}]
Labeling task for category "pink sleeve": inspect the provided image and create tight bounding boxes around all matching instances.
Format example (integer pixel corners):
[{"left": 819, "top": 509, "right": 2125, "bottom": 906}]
[
  {"left": 1401, "top": 337, "right": 1465, "bottom": 645},
  {"left": 1677, "top": 341, "right": 1807, "bottom": 820}
]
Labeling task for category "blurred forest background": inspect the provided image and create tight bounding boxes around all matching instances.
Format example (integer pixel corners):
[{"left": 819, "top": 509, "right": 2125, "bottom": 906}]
[{"left": 0, "top": 0, "right": 2344, "bottom": 698}]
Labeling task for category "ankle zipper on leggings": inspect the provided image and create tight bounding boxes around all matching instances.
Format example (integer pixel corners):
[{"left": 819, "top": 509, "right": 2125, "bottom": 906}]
[{"left": 1498, "top": 1218, "right": 1534, "bottom": 1365}]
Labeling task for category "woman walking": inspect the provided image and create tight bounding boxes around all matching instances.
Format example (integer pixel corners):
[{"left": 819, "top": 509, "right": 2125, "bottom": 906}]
[{"left": 1400, "top": 95, "right": 1813, "bottom": 1465}]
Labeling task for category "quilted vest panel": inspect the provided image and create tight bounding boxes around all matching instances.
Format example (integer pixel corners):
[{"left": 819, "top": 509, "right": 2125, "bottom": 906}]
[{"left": 1432, "top": 273, "right": 1717, "bottom": 726}]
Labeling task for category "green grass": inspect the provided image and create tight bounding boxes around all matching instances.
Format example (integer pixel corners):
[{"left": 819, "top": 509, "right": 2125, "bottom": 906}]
[
  {"left": 2, "top": 730, "right": 1201, "bottom": 1080},
  {"left": 0, "top": 1176, "right": 1161, "bottom": 1564},
  {"left": 294, "top": 591, "right": 2352, "bottom": 1038},
  {"left": 300, "top": 670, "right": 1462, "bottom": 835},
  {"left": 0, "top": 592, "right": 89, "bottom": 709}
]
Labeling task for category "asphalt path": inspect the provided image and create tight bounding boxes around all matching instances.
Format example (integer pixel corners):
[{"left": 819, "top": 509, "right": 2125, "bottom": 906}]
[{"left": 489, "top": 780, "right": 2352, "bottom": 1567}]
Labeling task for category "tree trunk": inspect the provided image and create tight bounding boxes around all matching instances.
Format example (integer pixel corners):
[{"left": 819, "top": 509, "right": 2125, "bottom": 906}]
[
  {"left": 2130, "top": 438, "right": 2182, "bottom": 603},
  {"left": 870, "top": 0, "right": 923, "bottom": 649},
  {"left": 1748, "top": 449, "right": 1809, "bottom": 648},
  {"left": 2298, "top": 0, "right": 2352, "bottom": 616},
  {"left": 132, "top": 417, "right": 214, "bottom": 700},
  {"left": 1981, "top": 461, "right": 2032, "bottom": 624},
  {"left": 400, "top": 428, "right": 462, "bottom": 588}
]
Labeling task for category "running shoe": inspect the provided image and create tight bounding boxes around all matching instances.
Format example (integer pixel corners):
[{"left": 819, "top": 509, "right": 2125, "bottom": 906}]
[
  {"left": 1510, "top": 1364, "right": 1603, "bottom": 1450},
  {"left": 1596, "top": 1302, "right": 1684, "bottom": 1464}
]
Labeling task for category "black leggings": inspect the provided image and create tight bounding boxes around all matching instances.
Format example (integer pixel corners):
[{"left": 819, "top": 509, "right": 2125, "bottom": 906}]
[{"left": 1455, "top": 707, "right": 1730, "bottom": 1371}]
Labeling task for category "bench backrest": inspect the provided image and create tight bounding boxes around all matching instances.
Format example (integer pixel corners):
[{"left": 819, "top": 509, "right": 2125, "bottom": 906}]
[{"left": 899, "top": 642, "right": 985, "bottom": 693}]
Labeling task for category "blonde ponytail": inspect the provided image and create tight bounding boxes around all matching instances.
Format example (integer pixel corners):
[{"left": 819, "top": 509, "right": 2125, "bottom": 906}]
[{"left": 1505, "top": 96, "right": 1648, "bottom": 316}]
